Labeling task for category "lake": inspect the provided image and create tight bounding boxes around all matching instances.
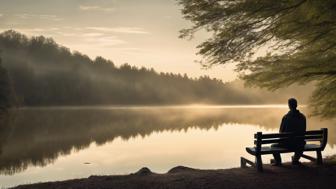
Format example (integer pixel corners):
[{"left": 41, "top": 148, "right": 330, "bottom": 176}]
[{"left": 0, "top": 105, "right": 335, "bottom": 188}]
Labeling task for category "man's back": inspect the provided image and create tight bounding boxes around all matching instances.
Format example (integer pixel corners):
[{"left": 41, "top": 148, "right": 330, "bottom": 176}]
[
  {"left": 280, "top": 109, "right": 306, "bottom": 148},
  {"left": 280, "top": 109, "right": 306, "bottom": 133}
]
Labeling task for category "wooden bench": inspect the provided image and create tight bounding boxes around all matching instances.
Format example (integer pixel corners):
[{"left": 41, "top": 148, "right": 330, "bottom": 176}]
[{"left": 241, "top": 128, "right": 328, "bottom": 171}]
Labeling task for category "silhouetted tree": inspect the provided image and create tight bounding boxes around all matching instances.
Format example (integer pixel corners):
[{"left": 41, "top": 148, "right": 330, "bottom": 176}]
[
  {"left": 178, "top": 0, "right": 336, "bottom": 118},
  {"left": 0, "top": 56, "right": 11, "bottom": 111}
]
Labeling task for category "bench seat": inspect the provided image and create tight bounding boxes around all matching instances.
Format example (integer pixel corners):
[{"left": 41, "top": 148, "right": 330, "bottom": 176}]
[{"left": 246, "top": 144, "right": 321, "bottom": 155}]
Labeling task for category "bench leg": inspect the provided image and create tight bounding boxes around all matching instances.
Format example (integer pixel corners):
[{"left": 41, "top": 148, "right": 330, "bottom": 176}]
[
  {"left": 316, "top": 150, "right": 323, "bottom": 165},
  {"left": 255, "top": 155, "right": 263, "bottom": 172},
  {"left": 301, "top": 153, "right": 316, "bottom": 162},
  {"left": 241, "top": 157, "right": 255, "bottom": 168},
  {"left": 272, "top": 153, "right": 282, "bottom": 165},
  {"left": 241, "top": 157, "right": 247, "bottom": 168}
]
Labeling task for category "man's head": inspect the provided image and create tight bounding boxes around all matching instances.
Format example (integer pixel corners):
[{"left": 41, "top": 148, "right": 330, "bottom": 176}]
[{"left": 288, "top": 98, "right": 298, "bottom": 110}]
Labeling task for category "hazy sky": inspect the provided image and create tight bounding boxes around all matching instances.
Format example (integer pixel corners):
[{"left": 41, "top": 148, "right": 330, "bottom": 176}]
[{"left": 0, "top": 0, "right": 236, "bottom": 81}]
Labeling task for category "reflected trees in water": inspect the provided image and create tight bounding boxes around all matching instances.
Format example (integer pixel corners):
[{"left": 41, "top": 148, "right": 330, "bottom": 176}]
[{"left": 0, "top": 107, "right": 335, "bottom": 175}]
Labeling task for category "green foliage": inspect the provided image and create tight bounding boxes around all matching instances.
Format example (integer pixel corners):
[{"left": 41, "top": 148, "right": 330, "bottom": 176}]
[{"left": 178, "top": 0, "right": 336, "bottom": 118}]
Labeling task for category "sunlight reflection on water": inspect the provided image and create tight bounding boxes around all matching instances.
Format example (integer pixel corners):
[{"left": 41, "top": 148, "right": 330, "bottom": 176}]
[{"left": 0, "top": 106, "right": 334, "bottom": 188}]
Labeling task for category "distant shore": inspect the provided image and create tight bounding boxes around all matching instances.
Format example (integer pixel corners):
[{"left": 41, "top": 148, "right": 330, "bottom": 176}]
[{"left": 13, "top": 159, "right": 336, "bottom": 189}]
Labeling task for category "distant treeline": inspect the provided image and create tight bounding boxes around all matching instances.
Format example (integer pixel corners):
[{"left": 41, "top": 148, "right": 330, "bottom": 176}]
[
  {"left": 0, "top": 58, "right": 12, "bottom": 110},
  {"left": 0, "top": 30, "right": 311, "bottom": 106}
]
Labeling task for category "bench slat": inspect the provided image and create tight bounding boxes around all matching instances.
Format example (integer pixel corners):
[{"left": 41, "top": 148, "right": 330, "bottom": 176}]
[
  {"left": 255, "top": 135, "right": 323, "bottom": 144},
  {"left": 302, "top": 135, "right": 323, "bottom": 140},
  {"left": 258, "top": 131, "right": 323, "bottom": 139},
  {"left": 257, "top": 133, "right": 292, "bottom": 139},
  {"left": 305, "top": 130, "right": 324, "bottom": 135},
  {"left": 246, "top": 144, "right": 321, "bottom": 155}
]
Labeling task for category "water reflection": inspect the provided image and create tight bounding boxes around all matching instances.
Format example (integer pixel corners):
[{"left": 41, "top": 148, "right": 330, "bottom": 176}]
[{"left": 0, "top": 106, "right": 335, "bottom": 176}]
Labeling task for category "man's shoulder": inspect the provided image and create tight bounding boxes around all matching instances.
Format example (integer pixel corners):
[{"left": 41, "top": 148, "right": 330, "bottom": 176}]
[
  {"left": 298, "top": 111, "right": 306, "bottom": 119},
  {"left": 282, "top": 114, "right": 290, "bottom": 123},
  {"left": 283, "top": 111, "right": 291, "bottom": 118},
  {"left": 283, "top": 110, "right": 306, "bottom": 120}
]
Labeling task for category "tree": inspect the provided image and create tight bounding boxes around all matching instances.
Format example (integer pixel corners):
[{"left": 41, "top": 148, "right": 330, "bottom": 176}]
[
  {"left": 0, "top": 56, "right": 11, "bottom": 111},
  {"left": 178, "top": 0, "right": 336, "bottom": 118}
]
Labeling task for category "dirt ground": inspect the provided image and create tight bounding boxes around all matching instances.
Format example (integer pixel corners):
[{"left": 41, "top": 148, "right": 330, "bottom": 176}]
[{"left": 13, "top": 161, "right": 336, "bottom": 189}]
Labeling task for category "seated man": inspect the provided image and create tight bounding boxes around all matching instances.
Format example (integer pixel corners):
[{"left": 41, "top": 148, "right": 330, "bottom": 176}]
[{"left": 272, "top": 98, "right": 306, "bottom": 165}]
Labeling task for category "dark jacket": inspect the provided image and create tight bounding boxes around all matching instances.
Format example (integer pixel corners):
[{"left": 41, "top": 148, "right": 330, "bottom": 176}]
[{"left": 279, "top": 109, "right": 306, "bottom": 148}]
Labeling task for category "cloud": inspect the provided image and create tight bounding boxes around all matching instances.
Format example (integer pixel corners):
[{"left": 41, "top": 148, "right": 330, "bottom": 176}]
[
  {"left": 79, "top": 5, "right": 115, "bottom": 12},
  {"left": 86, "top": 27, "right": 150, "bottom": 34},
  {"left": 5, "top": 27, "right": 59, "bottom": 33},
  {"left": 0, "top": 14, "right": 3, "bottom": 17},
  {"left": 85, "top": 36, "right": 126, "bottom": 46},
  {"left": 0, "top": 26, "right": 128, "bottom": 48},
  {"left": 81, "top": 32, "right": 105, "bottom": 37},
  {"left": 0, "top": 27, "right": 61, "bottom": 37},
  {"left": 164, "top": 15, "right": 173, "bottom": 19},
  {"left": 15, "top": 14, "right": 63, "bottom": 21},
  {"left": 109, "top": 47, "right": 149, "bottom": 54}
]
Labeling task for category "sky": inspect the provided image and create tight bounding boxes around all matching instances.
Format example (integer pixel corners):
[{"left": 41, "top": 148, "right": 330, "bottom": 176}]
[{"left": 0, "top": 0, "right": 237, "bottom": 81}]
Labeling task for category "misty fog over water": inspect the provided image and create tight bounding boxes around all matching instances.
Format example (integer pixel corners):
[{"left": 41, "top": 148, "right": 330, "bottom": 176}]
[{"left": 0, "top": 106, "right": 335, "bottom": 188}]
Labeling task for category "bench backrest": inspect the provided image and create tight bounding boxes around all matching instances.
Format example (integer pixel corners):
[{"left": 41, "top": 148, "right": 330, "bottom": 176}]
[{"left": 254, "top": 128, "right": 328, "bottom": 152}]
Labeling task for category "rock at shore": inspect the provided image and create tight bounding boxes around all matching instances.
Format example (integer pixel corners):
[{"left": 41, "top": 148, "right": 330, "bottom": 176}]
[
  {"left": 168, "top": 166, "right": 197, "bottom": 174},
  {"left": 134, "top": 167, "right": 153, "bottom": 176}
]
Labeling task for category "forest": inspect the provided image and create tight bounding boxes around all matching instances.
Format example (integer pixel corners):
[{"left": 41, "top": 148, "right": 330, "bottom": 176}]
[
  {"left": 0, "top": 58, "right": 11, "bottom": 110},
  {"left": 0, "top": 30, "right": 309, "bottom": 107}
]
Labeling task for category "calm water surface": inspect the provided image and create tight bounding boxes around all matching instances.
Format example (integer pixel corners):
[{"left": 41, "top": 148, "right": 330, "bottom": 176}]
[{"left": 0, "top": 106, "right": 335, "bottom": 188}]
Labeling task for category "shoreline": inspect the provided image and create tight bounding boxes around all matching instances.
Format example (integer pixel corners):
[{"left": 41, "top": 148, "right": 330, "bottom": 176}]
[{"left": 13, "top": 160, "right": 336, "bottom": 189}]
